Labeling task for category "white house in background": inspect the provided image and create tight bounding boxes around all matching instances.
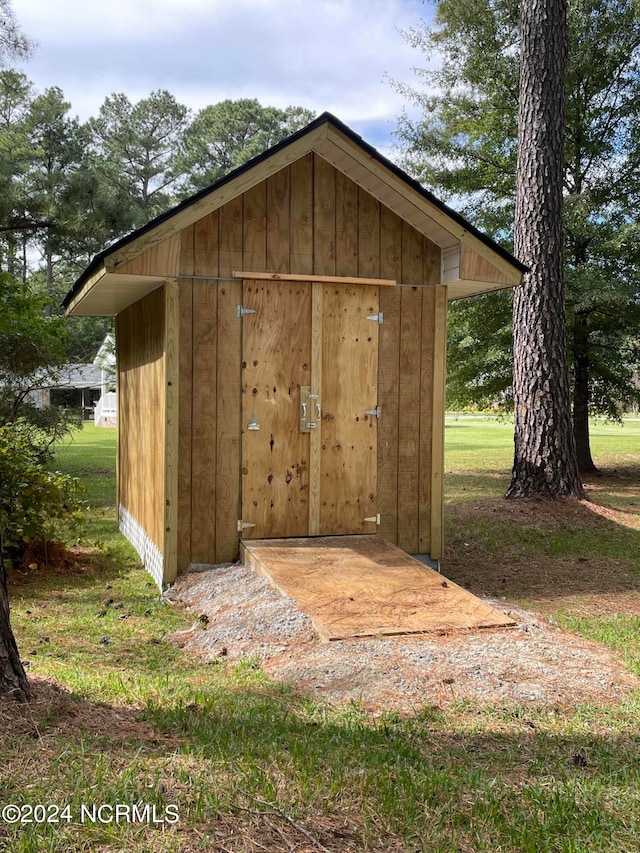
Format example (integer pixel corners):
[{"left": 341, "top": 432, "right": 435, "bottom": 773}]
[
  {"left": 29, "top": 334, "right": 117, "bottom": 425},
  {"left": 92, "top": 334, "right": 117, "bottom": 427}
]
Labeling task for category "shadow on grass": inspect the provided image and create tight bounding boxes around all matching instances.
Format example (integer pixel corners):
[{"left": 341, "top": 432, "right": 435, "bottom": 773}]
[
  {"left": 442, "top": 466, "right": 640, "bottom": 608},
  {"left": 2, "top": 673, "right": 640, "bottom": 853}
]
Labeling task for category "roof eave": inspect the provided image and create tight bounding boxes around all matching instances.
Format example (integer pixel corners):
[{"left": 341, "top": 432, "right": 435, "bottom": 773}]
[{"left": 63, "top": 112, "right": 526, "bottom": 314}]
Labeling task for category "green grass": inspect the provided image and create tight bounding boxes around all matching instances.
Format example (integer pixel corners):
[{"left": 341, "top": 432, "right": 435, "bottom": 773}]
[
  {"left": 2, "top": 421, "right": 640, "bottom": 852},
  {"left": 444, "top": 414, "right": 640, "bottom": 502},
  {"left": 53, "top": 424, "right": 117, "bottom": 507}
]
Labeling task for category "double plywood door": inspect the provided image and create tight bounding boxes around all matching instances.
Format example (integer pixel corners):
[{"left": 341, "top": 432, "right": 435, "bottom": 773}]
[{"left": 241, "top": 280, "right": 379, "bottom": 539}]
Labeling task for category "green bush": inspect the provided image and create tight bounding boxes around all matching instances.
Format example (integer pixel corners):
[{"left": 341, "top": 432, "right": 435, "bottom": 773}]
[{"left": 0, "top": 420, "right": 84, "bottom": 569}]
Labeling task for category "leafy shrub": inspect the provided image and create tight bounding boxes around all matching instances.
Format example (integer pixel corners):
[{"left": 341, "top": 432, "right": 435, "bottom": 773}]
[{"left": 0, "top": 420, "right": 84, "bottom": 569}]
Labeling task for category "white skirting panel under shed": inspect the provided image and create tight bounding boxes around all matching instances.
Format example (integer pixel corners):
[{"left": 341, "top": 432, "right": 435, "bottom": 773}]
[{"left": 119, "top": 504, "right": 164, "bottom": 589}]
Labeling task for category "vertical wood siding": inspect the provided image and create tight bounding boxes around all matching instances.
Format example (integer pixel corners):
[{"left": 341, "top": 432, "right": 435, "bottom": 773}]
[
  {"left": 121, "top": 153, "right": 444, "bottom": 570},
  {"left": 116, "top": 287, "right": 166, "bottom": 556}
]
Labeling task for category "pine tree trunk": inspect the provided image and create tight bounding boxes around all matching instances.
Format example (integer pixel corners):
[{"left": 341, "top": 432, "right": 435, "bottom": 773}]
[
  {"left": 572, "top": 310, "right": 597, "bottom": 473},
  {"left": 507, "top": 0, "right": 584, "bottom": 499},
  {"left": 0, "top": 559, "right": 30, "bottom": 702}
]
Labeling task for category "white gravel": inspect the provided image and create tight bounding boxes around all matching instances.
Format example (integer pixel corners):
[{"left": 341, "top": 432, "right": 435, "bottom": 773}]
[{"left": 166, "top": 562, "right": 639, "bottom": 713}]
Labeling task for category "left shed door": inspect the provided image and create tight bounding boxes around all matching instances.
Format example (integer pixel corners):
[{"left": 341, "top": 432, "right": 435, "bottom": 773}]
[{"left": 241, "top": 280, "right": 312, "bottom": 538}]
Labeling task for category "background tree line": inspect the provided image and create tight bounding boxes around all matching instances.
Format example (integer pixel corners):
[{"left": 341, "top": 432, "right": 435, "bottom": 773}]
[
  {"left": 393, "top": 0, "right": 640, "bottom": 472},
  {"left": 0, "top": 72, "right": 314, "bottom": 456},
  {"left": 0, "top": 76, "right": 313, "bottom": 360},
  {"left": 0, "top": 0, "right": 315, "bottom": 701},
  {"left": 4, "top": 0, "right": 638, "bottom": 476}
]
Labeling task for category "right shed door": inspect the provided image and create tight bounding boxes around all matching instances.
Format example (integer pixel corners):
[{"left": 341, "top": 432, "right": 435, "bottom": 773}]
[
  {"left": 316, "top": 283, "right": 379, "bottom": 535},
  {"left": 241, "top": 280, "right": 379, "bottom": 539}
]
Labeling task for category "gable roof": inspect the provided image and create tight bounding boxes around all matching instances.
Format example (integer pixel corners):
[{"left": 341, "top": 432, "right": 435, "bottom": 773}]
[{"left": 64, "top": 112, "right": 525, "bottom": 316}]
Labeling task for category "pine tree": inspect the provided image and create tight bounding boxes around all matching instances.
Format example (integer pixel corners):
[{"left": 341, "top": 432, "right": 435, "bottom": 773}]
[{"left": 506, "top": 0, "right": 584, "bottom": 498}]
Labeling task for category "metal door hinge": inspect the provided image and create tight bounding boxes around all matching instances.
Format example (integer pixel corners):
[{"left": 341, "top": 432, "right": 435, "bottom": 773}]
[
  {"left": 247, "top": 412, "right": 260, "bottom": 431},
  {"left": 366, "top": 312, "right": 384, "bottom": 324},
  {"left": 364, "top": 513, "right": 381, "bottom": 525},
  {"left": 365, "top": 405, "right": 381, "bottom": 419},
  {"left": 237, "top": 305, "right": 256, "bottom": 318},
  {"left": 237, "top": 520, "right": 256, "bottom": 532}
]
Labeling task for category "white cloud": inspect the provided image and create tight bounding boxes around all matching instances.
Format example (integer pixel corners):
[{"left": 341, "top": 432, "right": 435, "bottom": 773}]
[{"left": 11, "top": 0, "right": 430, "bottom": 148}]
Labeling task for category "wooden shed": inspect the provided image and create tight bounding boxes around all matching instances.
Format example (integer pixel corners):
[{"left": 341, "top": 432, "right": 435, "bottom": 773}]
[{"left": 64, "top": 113, "right": 525, "bottom": 589}]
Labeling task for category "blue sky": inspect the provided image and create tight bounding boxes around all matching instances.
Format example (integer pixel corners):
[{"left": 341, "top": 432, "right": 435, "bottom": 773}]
[{"left": 11, "top": 0, "right": 433, "bottom": 153}]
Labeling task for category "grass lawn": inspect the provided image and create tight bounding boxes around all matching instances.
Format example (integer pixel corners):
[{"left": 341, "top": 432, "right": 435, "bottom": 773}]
[{"left": 2, "top": 420, "right": 640, "bottom": 852}]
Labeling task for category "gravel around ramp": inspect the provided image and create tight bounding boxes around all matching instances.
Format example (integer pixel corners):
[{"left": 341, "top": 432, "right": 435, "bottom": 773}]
[{"left": 166, "top": 562, "right": 639, "bottom": 713}]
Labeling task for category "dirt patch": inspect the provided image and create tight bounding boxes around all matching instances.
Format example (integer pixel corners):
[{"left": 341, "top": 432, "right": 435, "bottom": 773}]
[
  {"left": 443, "top": 492, "right": 640, "bottom": 616},
  {"left": 166, "top": 562, "right": 638, "bottom": 714}
]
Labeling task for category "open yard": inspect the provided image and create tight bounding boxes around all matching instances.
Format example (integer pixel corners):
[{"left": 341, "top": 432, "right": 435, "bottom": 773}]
[{"left": 2, "top": 419, "right": 640, "bottom": 852}]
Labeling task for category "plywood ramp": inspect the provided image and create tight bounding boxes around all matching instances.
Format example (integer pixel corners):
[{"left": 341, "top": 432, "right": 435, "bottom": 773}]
[{"left": 240, "top": 536, "right": 515, "bottom": 641}]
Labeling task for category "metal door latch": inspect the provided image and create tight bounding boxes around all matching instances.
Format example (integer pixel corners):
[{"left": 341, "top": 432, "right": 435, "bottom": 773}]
[
  {"left": 300, "top": 387, "right": 320, "bottom": 431},
  {"left": 309, "top": 393, "right": 321, "bottom": 422}
]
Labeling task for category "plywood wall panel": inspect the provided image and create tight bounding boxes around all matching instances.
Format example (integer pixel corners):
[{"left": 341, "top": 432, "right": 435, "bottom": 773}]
[
  {"left": 216, "top": 197, "right": 244, "bottom": 562},
  {"left": 418, "top": 283, "right": 435, "bottom": 553},
  {"left": 219, "top": 196, "right": 243, "bottom": 275},
  {"left": 397, "top": 222, "right": 425, "bottom": 552},
  {"left": 460, "top": 245, "right": 511, "bottom": 285},
  {"left": 116, "top": 234, "right": 180, "bottom": 277},
  {"left": 177, "top": 280, "right": 193, "bottom": 571},
  {"left": 358, "top": 189, "right": 381, "bottom": 279},
  {"left": 418, "top": 238, "right": 442, "bottom": 554},
  {"left": 117, "top": 288, "right": 166, "bottom": 552},
  {"left": 163, "top": 281, "right": 180, "bottom": 582},
  {"left": 266, "top": 168, "right": 291, "bottom": 272},
  {"left": 378, "top": 207, "right": 403, "bottom": 544},
  {"left": 243, "top": 182, "right": 267, "bottom": 270},
  {"left": 215, "top": 279, "right": 242, "bottom": 562},
  {"left": 194, "top": 211, "right": 219, "bottom": 278},
  {"left": 190, "top": 281, "right": 218, "bottom": 564},
  {"left": 290, "top": 153, "right": 314, "bottom": 274},
  {"left": 430, "top": 286, "right": 448, "bottom": 559},
  {"left": 313, "top": 155, "right": 336, "bottom": 276},
  {"left": 180, "top": 225, "right": 195, "bottom": 277},
  {"left": 335, "top": 170, "right": 358, "bottom": 277}
]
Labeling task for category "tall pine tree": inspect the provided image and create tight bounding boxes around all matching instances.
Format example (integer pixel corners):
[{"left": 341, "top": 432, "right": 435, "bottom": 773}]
[
  {"left": 393, "top": 0, "right": 640, "bottom": 471},
  {"left": 507, "top": 0, "right": 584, "bottom": 497}
]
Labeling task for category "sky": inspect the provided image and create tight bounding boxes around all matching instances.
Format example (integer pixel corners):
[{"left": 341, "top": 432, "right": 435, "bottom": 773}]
[{"left": 11, "top": 0, "right": 433, "bottom": 154}]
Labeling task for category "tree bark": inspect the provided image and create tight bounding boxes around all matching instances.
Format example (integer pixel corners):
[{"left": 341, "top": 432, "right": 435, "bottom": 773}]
[
  {"left": 507, "top": 0, "right": 584, "bottom": 499},
  {"left": 0, "top": 556, "right": 30, "bottom": 702},
  {"left": 572, "top": 310, "right": 597, "bottom": 473}
]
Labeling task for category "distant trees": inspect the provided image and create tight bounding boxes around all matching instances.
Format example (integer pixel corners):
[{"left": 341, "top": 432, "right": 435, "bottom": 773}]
[
  {"left": 0, "top": 88, "right": 315, "bottom": 294},
  {"left": 0, "top": 83, "right": 315, "bottom": 362},
  {"left": 88, "top": 90, "right": 191, "bottom": 225},
  {"left": 175, "top": 99, "right": 315, "bottom": 194},
  {"left": 393, "top": 0, "right": 640, "bottom": 470},
  {"left": 0, "top": 0, "right": 316, "bottom": 702}
]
